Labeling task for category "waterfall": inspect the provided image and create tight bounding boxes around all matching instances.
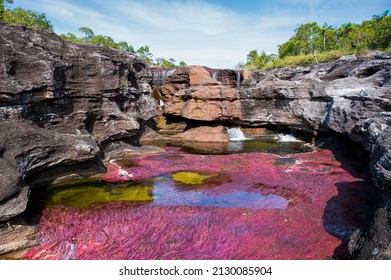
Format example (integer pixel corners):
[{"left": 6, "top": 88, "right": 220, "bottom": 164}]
[
  {"left": 227, "top": 128, "right": 247, "bottom": 141},
  {"left": 276, "top": 134, "right": 303, "bottom": 142},
  {"left": 152, "top": 69, "right": 176, "bottom": 88},
  {"left": 236, "top": 71, "right": 241, "bottom": 87},
  {"left": 212, "top": 71, "right": 219, "bottom": 81}
]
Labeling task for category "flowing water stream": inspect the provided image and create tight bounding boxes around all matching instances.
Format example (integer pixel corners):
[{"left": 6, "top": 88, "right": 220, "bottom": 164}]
[{"left": 23, "top": 135, "right": 376, "bottom": 260}]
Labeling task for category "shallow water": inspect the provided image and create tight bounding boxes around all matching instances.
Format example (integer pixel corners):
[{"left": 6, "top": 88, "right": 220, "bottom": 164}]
[
  {"left": 42, "top": 172, "right": 288, "bottom": 210},
  {"left": 25, "top": 140, "right": 376, "bottom": 260},
  {"left": 180, "top": 135, "right": 312, "bottom": 155}
]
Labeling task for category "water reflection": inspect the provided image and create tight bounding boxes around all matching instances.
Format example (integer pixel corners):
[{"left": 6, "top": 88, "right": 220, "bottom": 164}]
[
  {"left": 42, "top": 173, "right": 288, "bottom": 210},
  {"left": 152, "top": 175, "right": 288, "bottom": 210},
  {"left": 181, "top": 136, "right": 312, "bottom": 155}
]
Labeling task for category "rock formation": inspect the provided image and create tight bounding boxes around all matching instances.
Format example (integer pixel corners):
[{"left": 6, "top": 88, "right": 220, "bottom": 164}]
[
  {"left": 160, "top": 55, "right": 391, "bottom": 259},
  {"left": 0, "top": 23, "right": 157, "bottom": 221}
]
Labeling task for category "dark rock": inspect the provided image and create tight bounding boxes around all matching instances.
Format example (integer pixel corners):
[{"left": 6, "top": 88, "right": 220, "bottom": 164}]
[
  {"left": 0, "top": 186, "right": 29, "bottom": 222},
  {"left": 0, "top": 160, "right": 25, "bottom": 202},
  {"left": 0, "top": 23, "right": 157, "bottom": 220},
  {"left": 349, "top": 192, "right": 391, "bottom": 259}
]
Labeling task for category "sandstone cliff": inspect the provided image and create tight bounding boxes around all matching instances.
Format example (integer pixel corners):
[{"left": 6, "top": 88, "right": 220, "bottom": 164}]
[{"left": 0, "top": 23, "right": 157, "bottom": 221}]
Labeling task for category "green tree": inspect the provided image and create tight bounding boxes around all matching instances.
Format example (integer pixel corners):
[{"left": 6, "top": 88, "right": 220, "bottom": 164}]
[
  {"left": 370, "top": 10, "right": 391, "bottom": 49},
  {"left": 155, "top": 57, "right": 177, "bottom": 68},
  {"left": 278, "top": 37, "right": 301, "bottom": 58},
  {"left": 245, "top": 50, "right": 276, "bottom": 69},
  {"left": 136, "top": 45, "right": 154, "bottom": 64},
  {"left": 294, "top": 22, "right": 322, "bottom": 63},
  {"left": 78, "top": 26, "right": 95, "bottom": 43},
  {"left": 3, "top": 8, "right": 53, "bottom": 30},
  {"left": 60, "top": 32, "right": 82, "bottom": 43},
  {"left": 115, "top": 41, "right": 135, "bottom": 53},
  {"left": 1, "top": 0, "right": 53, "bottom": 31},
  {"left": 0, "top": 0, "right": 13, "bottom": 21},
  {"left": 319, "top": 23, "right": 336, "bottom": 51}
]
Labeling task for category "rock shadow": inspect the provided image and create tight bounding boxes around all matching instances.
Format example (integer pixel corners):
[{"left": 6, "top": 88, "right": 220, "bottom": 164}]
[{"left": 322, "top": 180, "right": 378, "bottom": 259}]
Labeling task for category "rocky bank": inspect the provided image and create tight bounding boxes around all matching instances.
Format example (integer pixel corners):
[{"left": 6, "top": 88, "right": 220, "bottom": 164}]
[
  {"left": 0, "top": 23, "right": 157, "bottom": 222},
  {"left": 0, "top": 22, "right": 390, "bottom": 259},
  {"left": 159, "top": 56, "right": 391, "bottom": 259}
]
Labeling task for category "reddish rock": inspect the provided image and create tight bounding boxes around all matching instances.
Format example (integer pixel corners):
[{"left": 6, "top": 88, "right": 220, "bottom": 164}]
[
  {"left": 188, "top": 66, "right": 220, "bottom": 87},
  {"left": 218, "top": 69, "right": 237, "bottom": 88},
  {"left": 161, "top": 67, "right": 242, "bottom": 122},
  {"left": 176, "top": 126, "right": 229, "bottom": 143}
]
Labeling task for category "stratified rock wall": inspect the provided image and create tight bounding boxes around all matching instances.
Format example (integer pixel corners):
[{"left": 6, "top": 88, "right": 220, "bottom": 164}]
[
  {"left": 161, "top": 57, "right": 391, "bottom": 187},
  {"left": 161, "top": 55, "right": 391, "bottom": 259},
  {"left": 0, "top": 23, "right": 157, "bottom": 220}
]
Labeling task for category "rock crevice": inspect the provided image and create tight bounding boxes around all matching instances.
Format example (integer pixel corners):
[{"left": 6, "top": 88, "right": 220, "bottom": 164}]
[{"left": 0, "top": 23, "right": 157, "bottom": 221}]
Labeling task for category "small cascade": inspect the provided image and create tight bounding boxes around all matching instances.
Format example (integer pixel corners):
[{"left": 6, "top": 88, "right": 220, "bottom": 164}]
[
  {"left": 212, "top": 71, "right": 219, "bottom": 81},
  {"left": 276, "top": 134, "right": 303, "bottom": 142},
  {"left": 236, "top": 71, "right": 241, "bottom": 87},
  {"left": 152, "top": 69, "right": 176, "bottom": 88},
  {"left": 227, "top": 128, "right": 248, "bottom": 141}
]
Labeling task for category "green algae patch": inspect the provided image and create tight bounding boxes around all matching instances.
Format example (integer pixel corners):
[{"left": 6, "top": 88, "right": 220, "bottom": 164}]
[
  {"left": 172, "top": 171, "right": 217, "bottom": 185},
  {"left": 114, "top": 159, "right": 135, "bottom": 168},
  {"left": 171, "top": 171, "right": 232, "bottom": 190},
  {"left": 44, "top": 181, "right": 153, "bottom": 207}
]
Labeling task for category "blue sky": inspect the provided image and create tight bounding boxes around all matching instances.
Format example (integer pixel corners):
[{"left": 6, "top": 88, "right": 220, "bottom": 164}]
[{"left": 14, "top": 0, "right": 390, "bottom": 68}]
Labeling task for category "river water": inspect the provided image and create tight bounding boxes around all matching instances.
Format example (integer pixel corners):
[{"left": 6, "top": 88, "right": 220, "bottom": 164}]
[{"left": 24, "top": 137, "right": 376, "bottom": 260}]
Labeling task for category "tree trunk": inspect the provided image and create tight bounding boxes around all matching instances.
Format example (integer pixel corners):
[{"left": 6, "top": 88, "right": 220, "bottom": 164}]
[{"left": 313, "top": 49, "right": 319, "bottom": 64}]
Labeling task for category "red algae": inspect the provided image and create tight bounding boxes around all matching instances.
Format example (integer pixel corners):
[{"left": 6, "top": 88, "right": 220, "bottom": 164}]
[{"left": 25, "top": 147, "right": 376, "bottom": 260}]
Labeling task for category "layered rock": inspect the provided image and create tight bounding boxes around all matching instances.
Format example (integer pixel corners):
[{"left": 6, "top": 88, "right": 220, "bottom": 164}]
[
  {"left": 160, "top": 55, "right": 391, "bottom": 259},
  {"left": 0, "top": 23, "right": 157, "bottom": 221},
  {"left": 161, "top": 57, "right": 390, "bottom": 177}
]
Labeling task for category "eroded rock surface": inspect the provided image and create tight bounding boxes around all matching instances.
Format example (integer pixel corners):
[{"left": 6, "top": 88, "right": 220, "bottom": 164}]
[
  {"left": 160, "top": 56, "right": 391, "bottom": 259},
  {"left": 0, "top": 23, "right": 157, "bottom": 222}
]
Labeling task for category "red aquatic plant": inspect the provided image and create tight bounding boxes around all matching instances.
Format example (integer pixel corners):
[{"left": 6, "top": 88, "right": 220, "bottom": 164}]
[{"left": 25, "top": 147, "right": 376, "bottom": 260}]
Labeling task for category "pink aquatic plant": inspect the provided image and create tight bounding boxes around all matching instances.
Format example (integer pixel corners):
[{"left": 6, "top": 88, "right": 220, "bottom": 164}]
[{"left": 25, "top": 147, "right": 376, "bottom": 260}]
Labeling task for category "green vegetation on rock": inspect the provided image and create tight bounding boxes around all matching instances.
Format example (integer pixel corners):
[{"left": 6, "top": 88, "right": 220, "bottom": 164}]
[
  {"left": 0, "top": 0, "right": 53, "bottom": 30},
  {"left": 244, "top": 10, "right": 391, "bottom": 69},
  {"left": 0, "top": 1, "right": 186, "bottom": 67}
]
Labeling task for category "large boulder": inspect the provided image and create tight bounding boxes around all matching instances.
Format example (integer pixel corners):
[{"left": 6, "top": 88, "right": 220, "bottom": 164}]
[
  {"left": 176, "top": 126, "right": 229, "bottom": 143},
  {"left": 0, "top": 23, "right": 157, "bottom": 220}
]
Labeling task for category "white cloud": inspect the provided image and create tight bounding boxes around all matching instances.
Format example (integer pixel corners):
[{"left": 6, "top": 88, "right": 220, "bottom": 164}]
[{"left": 18, "top": 0, "right": 384, "bottom": 68}]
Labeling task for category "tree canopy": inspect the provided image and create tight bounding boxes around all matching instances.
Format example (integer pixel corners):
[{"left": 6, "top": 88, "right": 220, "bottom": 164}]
[
  {"left": 60, "top": 27, "right": 186, "bottom": 67},
  {"left": 1, "top": 1, "right": 186, "bottom": 67},
  {"left": 245, "top": 10, "right": 391, "bottom": 69},
  {"left": 1, "top": 0, "right": 53, "bottom": 30}
]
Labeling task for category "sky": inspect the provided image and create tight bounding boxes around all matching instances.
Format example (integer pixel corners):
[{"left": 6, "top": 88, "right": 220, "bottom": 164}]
[{"left": 14, "top": 0, "right": 390, "bottom": 68}]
